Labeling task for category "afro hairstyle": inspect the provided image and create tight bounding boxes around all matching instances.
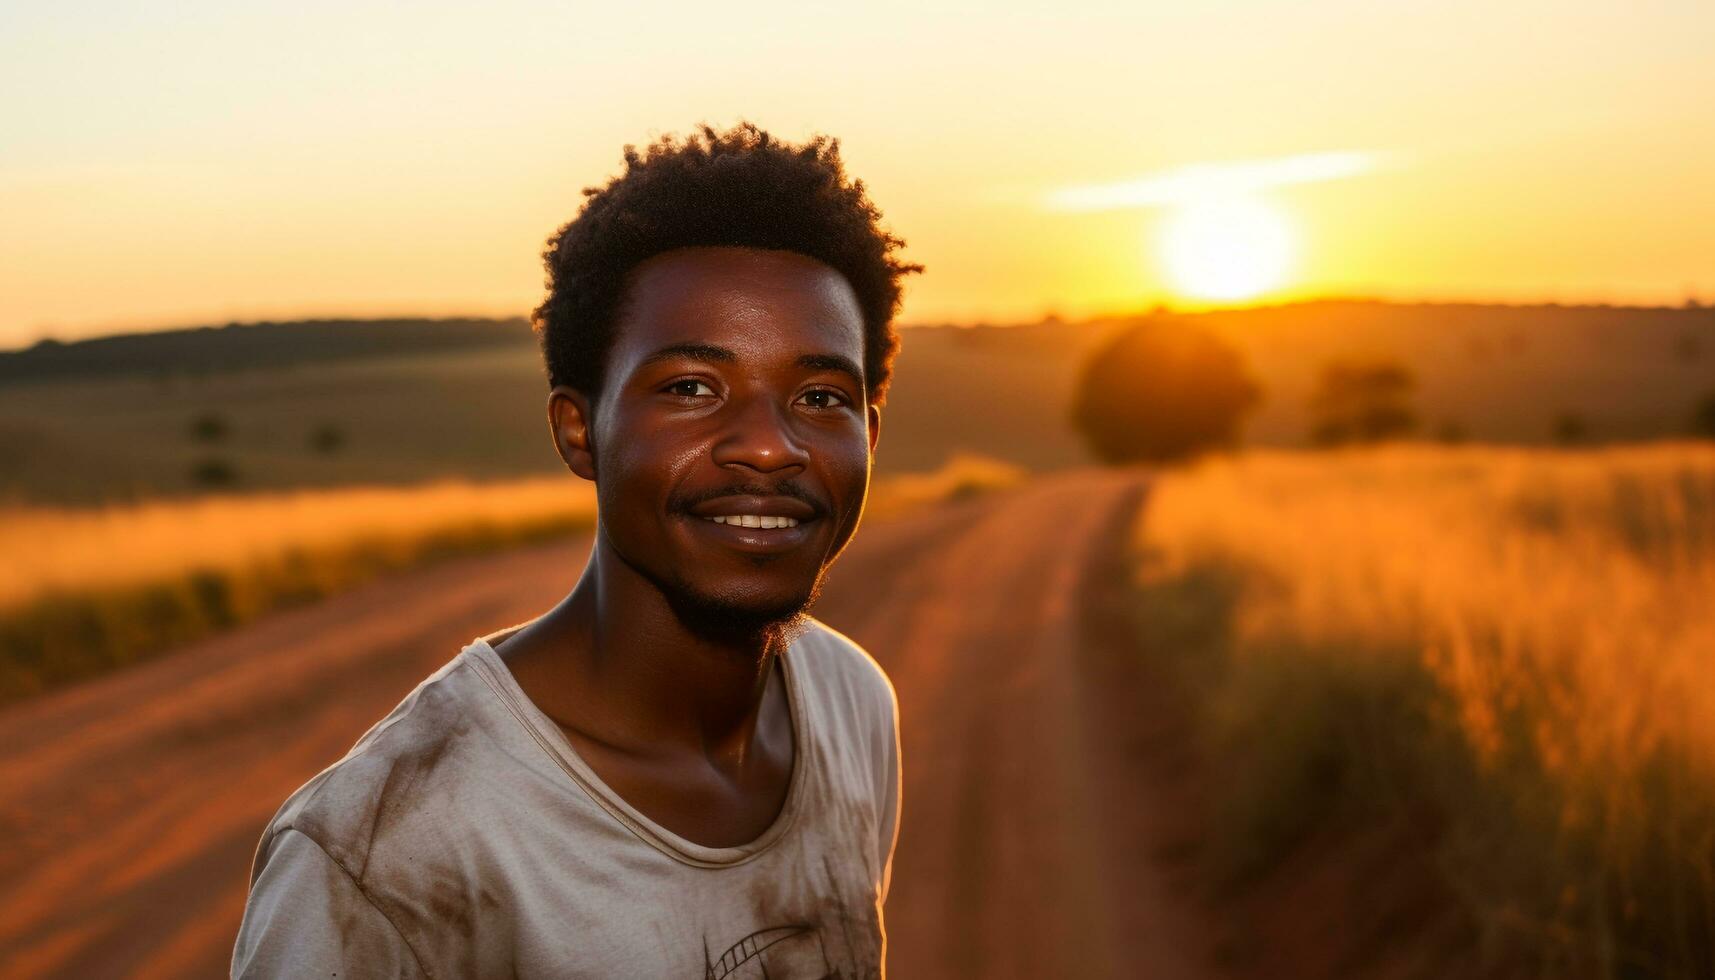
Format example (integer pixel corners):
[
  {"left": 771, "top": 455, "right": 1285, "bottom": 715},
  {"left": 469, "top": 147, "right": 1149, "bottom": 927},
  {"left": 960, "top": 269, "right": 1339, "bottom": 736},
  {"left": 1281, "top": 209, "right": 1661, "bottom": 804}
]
[{"left": 530, "top": 122, "right": 922, "bottom": 405}]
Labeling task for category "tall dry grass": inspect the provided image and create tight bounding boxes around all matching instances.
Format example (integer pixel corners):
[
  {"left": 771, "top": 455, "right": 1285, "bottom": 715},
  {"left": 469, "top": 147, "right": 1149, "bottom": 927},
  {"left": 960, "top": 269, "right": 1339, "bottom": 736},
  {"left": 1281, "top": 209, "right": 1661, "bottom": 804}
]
[
  {"left": 0, "top": 456, "right": 1019, "bottom": 706},
  {"left": 1131, "top": 442, "right": 1715, "bottom": 979},
  {"left": 0, "top": 479, "right": 598, "bottom": 703},
  {"left": 0, "top": 479, "right": 598, "bottom": 612},
  {"left": 862, "top": 452, "right": 1026, "bottom": 520}
]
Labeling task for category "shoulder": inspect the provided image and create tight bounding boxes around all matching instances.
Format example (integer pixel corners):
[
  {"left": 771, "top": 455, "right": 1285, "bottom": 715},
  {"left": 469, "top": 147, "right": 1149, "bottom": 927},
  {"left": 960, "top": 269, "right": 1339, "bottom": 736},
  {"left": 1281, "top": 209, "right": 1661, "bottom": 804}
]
[
  {"left": 789, "top": 618, "right": 899, "bottom": 771},
  {"left": 234, "top": 826, "right": 428, "bottom": 977},
  {"left": 250, "top": 648, "right": 488, "bottom": 893},
  {"left": 791, "top": 617, "right": 896, "bottom": 717},
  {"left": 793, "top": 619, "right": 902, "bottom": 870}
]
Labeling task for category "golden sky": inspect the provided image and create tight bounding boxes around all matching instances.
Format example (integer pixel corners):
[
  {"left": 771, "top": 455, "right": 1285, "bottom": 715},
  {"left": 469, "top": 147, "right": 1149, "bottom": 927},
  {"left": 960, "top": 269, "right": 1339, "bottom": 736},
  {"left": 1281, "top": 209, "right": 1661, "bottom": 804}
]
[{"left": 2, "top": 0, "right": 1711, "bottom": 347}]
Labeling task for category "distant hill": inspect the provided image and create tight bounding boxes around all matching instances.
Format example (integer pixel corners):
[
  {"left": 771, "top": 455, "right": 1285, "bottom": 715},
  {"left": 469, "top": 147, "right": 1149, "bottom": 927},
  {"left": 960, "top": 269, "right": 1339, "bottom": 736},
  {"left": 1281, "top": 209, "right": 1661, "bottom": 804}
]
[
  {"left": 898, "top": 299, "right": 1715, "bottom": 461},
  {"left": 2, "top": 302, "right": 1713, "bottom": 503},
  {"left": 1113, "top": 300, "right": 1715, "bottom": 445},
  {"left": 0, "top": 317, "right": 535, "bottom": 384}
]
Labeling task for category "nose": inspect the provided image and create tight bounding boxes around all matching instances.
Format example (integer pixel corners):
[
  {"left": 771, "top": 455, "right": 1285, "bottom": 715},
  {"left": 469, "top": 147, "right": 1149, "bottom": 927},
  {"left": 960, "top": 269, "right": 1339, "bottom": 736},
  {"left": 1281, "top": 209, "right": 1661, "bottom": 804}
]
[{"left": 711, "top": 392, "right": 811, "bottom": 475}]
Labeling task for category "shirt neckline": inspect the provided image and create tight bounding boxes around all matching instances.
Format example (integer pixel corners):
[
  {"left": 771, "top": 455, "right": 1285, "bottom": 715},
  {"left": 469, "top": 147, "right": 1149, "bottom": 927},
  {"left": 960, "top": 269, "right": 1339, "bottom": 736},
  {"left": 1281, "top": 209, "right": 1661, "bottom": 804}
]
[{"left": 460, "top": 628, "right": 814, "bottom": 869}]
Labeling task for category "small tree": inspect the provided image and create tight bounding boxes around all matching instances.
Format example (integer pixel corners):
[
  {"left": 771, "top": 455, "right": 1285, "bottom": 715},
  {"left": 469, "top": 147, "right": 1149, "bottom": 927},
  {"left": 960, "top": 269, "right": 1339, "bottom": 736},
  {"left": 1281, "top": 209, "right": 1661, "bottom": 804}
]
[
  {"left": 1434, "top": 418, "right": 1468, "bottom": 444},
  {"left": 1692, "top": 391, "right": 1715, "bottom": 439},
  {"left": 188, "top": 412, "right": 228, "bottom": 443},
  {"left": 1071, "top": 318, "right": 1262, "bottom": 465},
  {"left": 1308, "top": 360, "right": 1418, "bottom": 446},
  {"left": 190, "top": 457, "right": 238, "bottom": 487},
  {"left": 1553, "top": 412, "right": 1590, "bottom": 445},
  {"left": 310, "top": 424, "right": 346, "bottom": 454}
]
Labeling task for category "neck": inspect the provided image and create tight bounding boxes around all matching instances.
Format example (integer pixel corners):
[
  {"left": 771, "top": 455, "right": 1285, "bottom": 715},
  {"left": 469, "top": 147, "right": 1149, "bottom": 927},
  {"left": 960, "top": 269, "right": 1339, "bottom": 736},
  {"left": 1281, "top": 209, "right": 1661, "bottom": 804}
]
[{"left": 550, "top": 534, "right": 796, "bottom": 763}]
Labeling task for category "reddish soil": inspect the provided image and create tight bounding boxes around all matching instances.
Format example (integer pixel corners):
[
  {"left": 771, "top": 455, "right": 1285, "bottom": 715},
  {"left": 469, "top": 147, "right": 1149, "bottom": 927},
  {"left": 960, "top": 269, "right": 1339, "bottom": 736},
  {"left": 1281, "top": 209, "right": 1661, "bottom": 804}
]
[{"left": 0, "top": 469, "right": 1232, "bottom": 979}]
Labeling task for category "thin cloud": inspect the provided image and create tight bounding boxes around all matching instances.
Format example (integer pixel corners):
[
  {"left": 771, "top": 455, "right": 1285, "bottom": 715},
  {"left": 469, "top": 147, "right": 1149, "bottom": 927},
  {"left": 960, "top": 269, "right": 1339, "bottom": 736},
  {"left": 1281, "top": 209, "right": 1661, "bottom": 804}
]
[{"left": 1046, "top": 151, "right": 1389, "bottom": 212}]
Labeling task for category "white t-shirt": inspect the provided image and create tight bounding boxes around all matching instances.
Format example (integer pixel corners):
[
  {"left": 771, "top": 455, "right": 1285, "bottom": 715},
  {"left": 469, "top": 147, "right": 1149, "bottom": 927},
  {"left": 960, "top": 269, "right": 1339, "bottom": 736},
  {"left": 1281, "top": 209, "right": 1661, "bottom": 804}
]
[{"left": 231, "top": 618, "right": 901, "bottom": 979}]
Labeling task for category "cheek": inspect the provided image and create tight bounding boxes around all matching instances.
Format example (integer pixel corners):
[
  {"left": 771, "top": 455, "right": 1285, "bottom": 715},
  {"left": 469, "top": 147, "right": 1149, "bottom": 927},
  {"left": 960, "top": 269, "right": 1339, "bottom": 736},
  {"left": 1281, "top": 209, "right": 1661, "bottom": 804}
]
[
  {"left": 593, "top": 431, "right": 689, "bottom": 529},
  {"left": 823, "top": 438, "right": 874, "bottom": 532}
]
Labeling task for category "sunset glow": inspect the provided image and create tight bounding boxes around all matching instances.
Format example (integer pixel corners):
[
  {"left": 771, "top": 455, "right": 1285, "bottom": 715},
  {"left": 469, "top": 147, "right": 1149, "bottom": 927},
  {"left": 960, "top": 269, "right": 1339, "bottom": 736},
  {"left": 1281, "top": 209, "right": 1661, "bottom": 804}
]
[
  {"left": 1047, "top": 152, "right": 1380, "bottom": 213},
  {"left": 1, "top": 1, "right": 1712, "bottom": 344},
  {"left": 1158, "top": 197, "right": 1296, "bottom": 302}
]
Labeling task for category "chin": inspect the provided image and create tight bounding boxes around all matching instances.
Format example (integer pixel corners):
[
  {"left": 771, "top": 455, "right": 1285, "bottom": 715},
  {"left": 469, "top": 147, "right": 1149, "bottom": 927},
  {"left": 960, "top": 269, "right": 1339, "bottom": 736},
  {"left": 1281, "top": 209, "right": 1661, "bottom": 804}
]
[{"left": 662, "top": 576, "right": 822, "bottom": 646}]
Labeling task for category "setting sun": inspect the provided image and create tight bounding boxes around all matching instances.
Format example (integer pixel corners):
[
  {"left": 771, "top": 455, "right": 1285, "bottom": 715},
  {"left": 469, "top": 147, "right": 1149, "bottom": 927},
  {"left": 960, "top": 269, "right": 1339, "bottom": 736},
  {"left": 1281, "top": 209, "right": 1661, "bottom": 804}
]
[{"left": 1157, "top": 197, "right": 1296, "bottom": 302}]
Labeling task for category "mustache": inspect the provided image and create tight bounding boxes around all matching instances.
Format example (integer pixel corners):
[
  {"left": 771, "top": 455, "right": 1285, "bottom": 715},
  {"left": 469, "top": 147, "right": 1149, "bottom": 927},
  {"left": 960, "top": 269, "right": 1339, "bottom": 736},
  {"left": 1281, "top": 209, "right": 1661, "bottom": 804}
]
[{"left": 671, "top": 479, "right": 828, "bottom": 518}]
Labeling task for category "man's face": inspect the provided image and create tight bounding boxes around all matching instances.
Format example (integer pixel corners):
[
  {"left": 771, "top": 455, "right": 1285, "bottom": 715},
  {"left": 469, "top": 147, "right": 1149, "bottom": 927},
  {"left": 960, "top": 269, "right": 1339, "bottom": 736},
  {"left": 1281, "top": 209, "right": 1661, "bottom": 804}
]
[{"left": 563, "top": 245, "right": 880, "bottom": 638}]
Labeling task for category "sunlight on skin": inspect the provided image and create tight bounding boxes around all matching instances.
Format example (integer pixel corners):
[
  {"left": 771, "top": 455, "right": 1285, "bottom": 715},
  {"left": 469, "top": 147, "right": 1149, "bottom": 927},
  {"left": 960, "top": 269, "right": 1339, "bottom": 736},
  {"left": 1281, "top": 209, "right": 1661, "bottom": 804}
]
[{"left": 1156, "top": 195, "right": 1296, "bottom": 302}]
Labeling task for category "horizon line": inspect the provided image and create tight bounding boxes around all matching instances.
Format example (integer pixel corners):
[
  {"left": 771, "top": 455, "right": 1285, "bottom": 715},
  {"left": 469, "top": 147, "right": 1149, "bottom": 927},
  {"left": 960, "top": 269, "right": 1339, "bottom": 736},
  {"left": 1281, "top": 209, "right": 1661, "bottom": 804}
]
[{"left": 6, "top": 294, "right": 1712, "bottom": 355}]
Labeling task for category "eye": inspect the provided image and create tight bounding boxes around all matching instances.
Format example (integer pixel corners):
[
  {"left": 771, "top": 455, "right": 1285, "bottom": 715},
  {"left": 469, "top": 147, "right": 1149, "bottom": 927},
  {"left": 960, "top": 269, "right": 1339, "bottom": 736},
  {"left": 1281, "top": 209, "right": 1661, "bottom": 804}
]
[
  {"left": 664, "top": 379, "right": 716, "bottom": 398},
  {"left": 797, "top": 388, "right": 851, "bottom": 410}
]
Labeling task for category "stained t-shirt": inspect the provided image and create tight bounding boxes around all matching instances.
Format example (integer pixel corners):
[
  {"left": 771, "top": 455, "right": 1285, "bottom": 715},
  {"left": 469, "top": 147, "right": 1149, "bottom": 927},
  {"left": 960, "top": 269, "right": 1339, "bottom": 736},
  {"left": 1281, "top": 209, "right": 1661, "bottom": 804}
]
[{"left": 230, "top": 617, "right": 901, "bottom": 979}]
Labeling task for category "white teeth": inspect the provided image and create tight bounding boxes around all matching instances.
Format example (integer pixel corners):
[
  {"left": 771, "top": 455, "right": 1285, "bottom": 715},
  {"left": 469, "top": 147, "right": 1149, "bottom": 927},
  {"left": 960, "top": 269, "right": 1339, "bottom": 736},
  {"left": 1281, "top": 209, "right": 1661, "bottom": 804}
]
[{"left": 705, "top": 515, "right": 800, "bottom": 528}]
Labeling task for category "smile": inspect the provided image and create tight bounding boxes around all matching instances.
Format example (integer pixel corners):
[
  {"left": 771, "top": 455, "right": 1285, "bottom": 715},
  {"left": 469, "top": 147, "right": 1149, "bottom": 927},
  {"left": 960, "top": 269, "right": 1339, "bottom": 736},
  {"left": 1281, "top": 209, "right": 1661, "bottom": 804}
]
[{"left": 703, "top": 515, "right": 800, "bottom": 528}]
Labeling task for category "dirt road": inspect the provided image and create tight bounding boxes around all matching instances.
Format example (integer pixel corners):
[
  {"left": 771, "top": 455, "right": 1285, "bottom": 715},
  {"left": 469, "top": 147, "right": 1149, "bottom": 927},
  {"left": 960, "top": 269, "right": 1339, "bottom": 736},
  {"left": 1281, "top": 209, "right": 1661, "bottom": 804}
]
[{"left": 0, "top": 469, "right": 1221, "bottom": 978}]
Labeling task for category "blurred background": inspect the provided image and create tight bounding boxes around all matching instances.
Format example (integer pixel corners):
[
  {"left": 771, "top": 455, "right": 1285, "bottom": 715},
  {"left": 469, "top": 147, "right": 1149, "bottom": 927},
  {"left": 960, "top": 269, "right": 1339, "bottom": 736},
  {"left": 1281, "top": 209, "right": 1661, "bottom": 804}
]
[{"left": 2, "top": 2, "right": 1713, "bottom": 978}]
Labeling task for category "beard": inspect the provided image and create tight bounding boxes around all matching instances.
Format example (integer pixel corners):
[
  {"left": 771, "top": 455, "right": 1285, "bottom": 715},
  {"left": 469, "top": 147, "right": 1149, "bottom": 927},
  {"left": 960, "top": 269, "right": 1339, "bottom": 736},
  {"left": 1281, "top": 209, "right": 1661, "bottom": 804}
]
[
  {"left": 626, "top": 550, "right": 824, "bottom": 649},
  {"left": 597, "top": 474, "right": 851, "bottom": 649}
]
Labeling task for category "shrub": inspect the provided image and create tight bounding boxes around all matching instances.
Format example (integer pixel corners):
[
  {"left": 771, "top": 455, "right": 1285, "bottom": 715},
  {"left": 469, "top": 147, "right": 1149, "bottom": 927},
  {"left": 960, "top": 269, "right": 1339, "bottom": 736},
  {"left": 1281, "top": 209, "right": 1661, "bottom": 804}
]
[
  {"left": 190, "top": 457, "right": 238, "bottom": 487},
  {"left": 1308, "top": 360, "right": 1418, "bottom": 446},
  {"left": 1692, "top": 392, "right": 1715, "bottom": 439},
  {"left": 310, "top": 423, "right": 346, "bottom": 454},
  {"left": 187, "top": 412, "right": 228, "bottom": 443},
  {"left": 1071, "top": 317, "right": 1262, "bottom": 465}
]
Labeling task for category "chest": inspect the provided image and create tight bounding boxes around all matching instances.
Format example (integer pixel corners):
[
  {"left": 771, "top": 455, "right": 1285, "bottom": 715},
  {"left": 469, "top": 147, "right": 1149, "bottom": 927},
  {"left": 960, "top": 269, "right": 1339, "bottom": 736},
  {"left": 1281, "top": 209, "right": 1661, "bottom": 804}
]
[
  {"left": 557, "top": 725, "right": 796, "bottom": 850},
  {"left": 484, "top": 833, "right": 885, "bottom": 979}
]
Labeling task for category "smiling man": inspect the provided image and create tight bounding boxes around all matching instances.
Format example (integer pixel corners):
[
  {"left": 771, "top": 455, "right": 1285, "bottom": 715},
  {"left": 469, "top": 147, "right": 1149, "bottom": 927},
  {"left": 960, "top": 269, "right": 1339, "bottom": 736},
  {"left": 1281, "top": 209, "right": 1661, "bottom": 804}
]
[{"left": 232, "top": 123, "right": 920, "bottom": 978}]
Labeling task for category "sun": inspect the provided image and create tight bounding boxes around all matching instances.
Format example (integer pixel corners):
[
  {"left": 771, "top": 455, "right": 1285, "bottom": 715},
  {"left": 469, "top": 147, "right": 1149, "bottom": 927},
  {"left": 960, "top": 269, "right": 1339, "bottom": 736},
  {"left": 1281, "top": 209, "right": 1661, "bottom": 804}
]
[{"left": 1157, "top": 196, "right": 1296, "bottom": 302}]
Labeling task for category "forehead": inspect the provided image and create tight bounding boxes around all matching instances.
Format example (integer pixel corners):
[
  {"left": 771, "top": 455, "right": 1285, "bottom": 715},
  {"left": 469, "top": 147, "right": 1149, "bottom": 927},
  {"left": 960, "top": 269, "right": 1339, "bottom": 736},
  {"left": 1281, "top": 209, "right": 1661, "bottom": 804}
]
[{"left": 608, "top": 246, "right": 865, "bottom": 372}]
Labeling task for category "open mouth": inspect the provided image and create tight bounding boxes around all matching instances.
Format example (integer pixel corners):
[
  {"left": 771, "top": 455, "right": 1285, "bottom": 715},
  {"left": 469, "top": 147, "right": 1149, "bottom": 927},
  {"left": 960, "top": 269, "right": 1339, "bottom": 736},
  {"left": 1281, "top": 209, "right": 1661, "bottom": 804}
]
[
  {"left": 682, "top": 495, "right": 821, "bottom": 555},
  {"left": 702, "top": 514, "right": 801, "bottom": 529},
  {"left": 685, "top": 514, "right": 817, "bottom": 557}
]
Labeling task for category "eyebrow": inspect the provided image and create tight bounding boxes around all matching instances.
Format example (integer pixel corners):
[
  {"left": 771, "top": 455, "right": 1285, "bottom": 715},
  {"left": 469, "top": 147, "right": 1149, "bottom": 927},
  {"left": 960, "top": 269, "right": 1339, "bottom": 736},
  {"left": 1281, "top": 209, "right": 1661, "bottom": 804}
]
[
  {"left": 638, "top": 342, "right": 736, "bottom": 368},
  {"left": 796, "top": 353, "right": 865, "bottom": 385},
  {"left": 638, "top": 344, "right": 865, "bottom": 385}
]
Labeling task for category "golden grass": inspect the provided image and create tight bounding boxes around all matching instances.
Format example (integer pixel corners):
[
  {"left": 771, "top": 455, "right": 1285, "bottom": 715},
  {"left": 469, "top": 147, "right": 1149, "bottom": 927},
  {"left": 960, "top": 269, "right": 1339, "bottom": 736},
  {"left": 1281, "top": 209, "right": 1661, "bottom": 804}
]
[
  {"left": 862, "top": 452, "right": 1026, "bottom": 520},
  {"left": 0, "top": 456, "right": 1018, "bottom": 706},
  {"left": 0, "top": 479, "right": 599, "bottom": 704},
  {"left": 0, "top": 479, "right": 598, "bottom": 613},
  {"left": 1131, "top": 441, "right": 1715, "bottom": 978}
]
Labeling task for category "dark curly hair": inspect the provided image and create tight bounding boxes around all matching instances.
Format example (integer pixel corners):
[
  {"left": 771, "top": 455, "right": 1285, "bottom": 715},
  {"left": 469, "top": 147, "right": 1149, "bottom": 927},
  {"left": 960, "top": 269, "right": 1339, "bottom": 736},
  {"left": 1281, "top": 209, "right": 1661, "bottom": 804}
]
[{"left": 531, "top": 122, "right": 923, "bottom": 405}]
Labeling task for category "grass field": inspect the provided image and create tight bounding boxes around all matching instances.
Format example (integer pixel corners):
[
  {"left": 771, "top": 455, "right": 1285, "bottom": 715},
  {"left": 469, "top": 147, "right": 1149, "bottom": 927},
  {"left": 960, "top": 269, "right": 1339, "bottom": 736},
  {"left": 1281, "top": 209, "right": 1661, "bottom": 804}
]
[
  {"left": 1130, "top": 442, "right": 1715, "bottom": 978},
  {"left": 0, "top": 456, "right": 1021, "bottom": 706},
  {"left": 0, "top": 478, "right": 599, "bottom": 704}
]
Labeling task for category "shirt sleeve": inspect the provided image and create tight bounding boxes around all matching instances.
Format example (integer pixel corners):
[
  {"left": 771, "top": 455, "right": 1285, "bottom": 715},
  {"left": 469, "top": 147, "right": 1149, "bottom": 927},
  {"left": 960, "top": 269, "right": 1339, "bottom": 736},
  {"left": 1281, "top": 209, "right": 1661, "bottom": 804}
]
[
  {"left": 876, "top": 675, "right": 902, "bottom": 906},
  {"left": 232, "top": 828, "right": 427, "bottom": 979}
]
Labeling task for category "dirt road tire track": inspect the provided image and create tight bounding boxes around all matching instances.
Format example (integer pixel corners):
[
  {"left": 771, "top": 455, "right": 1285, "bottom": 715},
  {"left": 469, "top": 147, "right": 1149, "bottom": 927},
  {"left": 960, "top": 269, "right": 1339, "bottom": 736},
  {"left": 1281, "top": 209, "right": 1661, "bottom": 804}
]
[
  {"left": 816, "top": 468, "right": 1218, "bottom": 980},
  {"left": 0, "top": 469, "right": 1221, "bottom": 978}
]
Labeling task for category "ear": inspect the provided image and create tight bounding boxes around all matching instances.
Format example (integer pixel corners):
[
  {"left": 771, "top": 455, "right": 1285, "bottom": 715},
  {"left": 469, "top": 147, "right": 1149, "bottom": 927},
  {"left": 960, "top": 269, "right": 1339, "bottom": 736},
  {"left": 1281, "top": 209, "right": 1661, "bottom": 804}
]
[
  {"left": 867, "top": 403, "right": 882, "bottom": 455},
  {"left": 548, "top": 385, "right": 597, "bottom": 481}
]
